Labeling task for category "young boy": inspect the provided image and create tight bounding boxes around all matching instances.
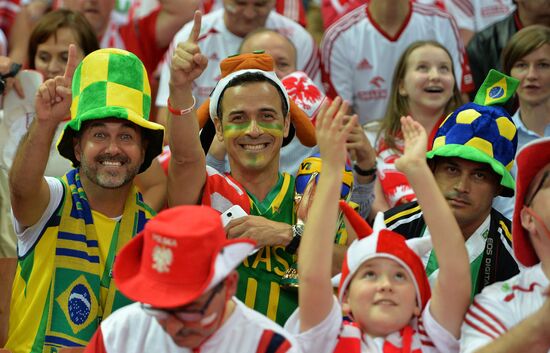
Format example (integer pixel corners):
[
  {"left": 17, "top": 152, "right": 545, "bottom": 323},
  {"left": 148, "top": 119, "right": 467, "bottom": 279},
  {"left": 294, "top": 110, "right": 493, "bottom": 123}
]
[{"left": 285, "top": 98, "right": 471, "bottom": 352}]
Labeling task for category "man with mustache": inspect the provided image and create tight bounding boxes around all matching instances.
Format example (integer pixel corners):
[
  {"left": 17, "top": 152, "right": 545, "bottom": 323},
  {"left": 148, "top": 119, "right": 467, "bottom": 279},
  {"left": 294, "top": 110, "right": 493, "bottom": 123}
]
[
  {"left": 5, "top": 47, "right": 164, "bottom": 353},
  {"left": 383, "top": 70, "right": 521, "bottom": 297},
  {"left": 83, "top": 205, "right": 299, "bottom": 353}
]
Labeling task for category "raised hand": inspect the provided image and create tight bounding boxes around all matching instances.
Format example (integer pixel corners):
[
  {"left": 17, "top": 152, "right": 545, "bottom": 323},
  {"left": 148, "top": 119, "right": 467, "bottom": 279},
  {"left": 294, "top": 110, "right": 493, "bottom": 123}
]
[
  {"left": 169, "top": 11, "right": 208, "bottom": 88},
  {"left": 35, "top": 44, "right": 78, "bottom": 124},
  {"left": 315, "top": 97, "right": 357, "bottom": 171},
  {"left": 395, "top": 115, "right": 428, "bottom": 173},
  {"left": 346, "top": 118, "right": 376, "bottom": 171}
]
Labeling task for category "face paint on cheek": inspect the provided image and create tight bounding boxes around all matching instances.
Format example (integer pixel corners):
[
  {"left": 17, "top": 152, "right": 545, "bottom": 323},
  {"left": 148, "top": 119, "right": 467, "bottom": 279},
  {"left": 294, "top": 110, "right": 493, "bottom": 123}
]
[
  {"left": 257, "top": 121, "right": 284, "bottom": 137},
  {"left": 222, "top": 122, "right": 250, "bottom": 139}
]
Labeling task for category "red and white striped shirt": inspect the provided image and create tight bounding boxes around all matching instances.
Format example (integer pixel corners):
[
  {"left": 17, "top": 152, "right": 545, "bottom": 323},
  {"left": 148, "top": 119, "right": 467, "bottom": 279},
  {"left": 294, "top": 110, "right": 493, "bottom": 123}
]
[
  {"left": 321, "top": 2, "right": 473, "bottom": 124},
  {"left": 84, "top": 299, "right": 299, "bottom": 353},
  {"left": 285, "top": 296, "right": 459, "bottom": 353},
  {"left": 460, "top": 264, "right": 549, "bottom": 353},
  {"left": 156, "top": 8, "right": 320, "bottom": 107},
  {"left": 445, "top": 0, "right": 514, "bottom": 32}
]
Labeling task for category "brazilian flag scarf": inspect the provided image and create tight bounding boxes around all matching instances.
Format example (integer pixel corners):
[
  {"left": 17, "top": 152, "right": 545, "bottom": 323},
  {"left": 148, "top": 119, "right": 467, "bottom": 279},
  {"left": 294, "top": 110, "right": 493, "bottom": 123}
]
[{"left": 9, "top": 169, "right": 153, "bottom": 353}]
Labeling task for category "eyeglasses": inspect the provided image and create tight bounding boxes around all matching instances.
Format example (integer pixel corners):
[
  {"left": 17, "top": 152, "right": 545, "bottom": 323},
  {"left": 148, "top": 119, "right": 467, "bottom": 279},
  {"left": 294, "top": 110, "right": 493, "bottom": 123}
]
[
  {"left": 526, "top": 170, "right": 549, "bottom": 206},
  {"left": 141, "top": 281, "right": 225, "bottom": 323}
]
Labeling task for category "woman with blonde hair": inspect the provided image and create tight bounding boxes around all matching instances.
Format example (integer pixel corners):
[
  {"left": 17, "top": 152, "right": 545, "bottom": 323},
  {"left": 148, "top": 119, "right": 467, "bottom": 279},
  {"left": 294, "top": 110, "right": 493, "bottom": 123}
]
[{"left": 365, "top": 40, "right": 462, "bottom": 214}]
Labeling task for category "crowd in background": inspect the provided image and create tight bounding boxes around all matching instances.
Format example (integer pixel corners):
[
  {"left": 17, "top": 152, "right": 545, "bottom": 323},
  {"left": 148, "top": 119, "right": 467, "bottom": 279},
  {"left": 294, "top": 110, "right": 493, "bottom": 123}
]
[{"left": 0, "top": 0, "right": 549, "bottom": 352}]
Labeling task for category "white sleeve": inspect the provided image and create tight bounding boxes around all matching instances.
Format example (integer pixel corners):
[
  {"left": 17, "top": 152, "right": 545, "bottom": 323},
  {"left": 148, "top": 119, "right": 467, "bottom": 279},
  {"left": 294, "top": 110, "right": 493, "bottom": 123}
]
[
  {"left": 321, "top": 29, "right": 354, "bottom": 102},
  {"left": 155, "top": 51, "right": 171, "bottom": 107},
  {"left": 443, "top": 0, "right": 475, "bottom": 31},
  {"left": 422, "top": 300, "right": 460, "bottom": 353},
  {"left": 12, "top": 176, "right": 64, "bottom": 257},
  {"left": 284, "top": 295, "right": 341, "bottom": 353},
  {"left": 460, "top": 287, "right": 512, "bottom": 353}
]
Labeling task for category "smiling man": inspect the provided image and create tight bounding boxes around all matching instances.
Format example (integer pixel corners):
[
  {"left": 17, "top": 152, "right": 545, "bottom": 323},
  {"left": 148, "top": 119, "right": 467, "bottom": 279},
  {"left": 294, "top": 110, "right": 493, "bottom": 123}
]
[
  {"left": 6, "top": 47, "right": 164, "bottom": 353},
  {"left": 383, "top": 70, "right": 521, "bottom": 298},
  {"left": 166, "top": 12, "right": 321, "bottom": 325},
  {"left": 84, "top": 205, "right": 299, "bottom": 353}
]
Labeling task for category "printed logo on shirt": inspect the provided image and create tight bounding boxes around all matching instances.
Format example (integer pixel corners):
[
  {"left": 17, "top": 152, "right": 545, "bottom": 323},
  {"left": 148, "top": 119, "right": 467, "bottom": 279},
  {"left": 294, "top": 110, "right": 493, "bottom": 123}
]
[
  {"left": 482, "top": 4, "right": 511, "bottom": 17},
  {"left": 209, "top": 53, "right": 219, "bottom": 61},
  {"left": 356, "top": 58, "right": 372, "bottom": 70},
  {"left": 356, "top": 76, "right": 387, "bottom": 101},
  {"left": 370, "top": 76, "right": 385, "bottom": 88},
  {"left": 503, "top": 282, "right": 543, "bottom": 302}
]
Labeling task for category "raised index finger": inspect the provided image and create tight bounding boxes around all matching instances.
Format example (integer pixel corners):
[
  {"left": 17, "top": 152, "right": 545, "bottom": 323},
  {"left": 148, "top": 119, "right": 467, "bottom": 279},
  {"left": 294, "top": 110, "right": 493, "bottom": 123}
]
[
  {"left": 187, "top": 10, "right": 202, "bottom": 43},
  {"left": 63, "top": 44, "right": 79, "bottom": 80}
]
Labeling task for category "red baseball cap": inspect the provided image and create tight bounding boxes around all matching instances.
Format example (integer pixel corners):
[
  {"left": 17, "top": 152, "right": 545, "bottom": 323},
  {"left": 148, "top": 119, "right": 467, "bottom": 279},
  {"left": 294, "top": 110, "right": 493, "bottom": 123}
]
[
  {"left": 114, "top": 205, "right": 255, "bottom": 308},
  {"left": 513, "top": 137, "right": 550, "bottom": 267}
]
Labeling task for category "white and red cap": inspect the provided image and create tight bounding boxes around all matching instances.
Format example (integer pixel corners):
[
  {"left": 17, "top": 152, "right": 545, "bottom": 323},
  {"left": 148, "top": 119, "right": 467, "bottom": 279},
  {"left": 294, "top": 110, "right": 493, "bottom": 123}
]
[
  {"left": 512, "top": 137, "right": 550, "bottom": 267},
  {"left": 114, "top": 205, "right": 255, "bottom": 308},
  {"left": 337, "top": 201, "right": 432, "bottom": 310}
]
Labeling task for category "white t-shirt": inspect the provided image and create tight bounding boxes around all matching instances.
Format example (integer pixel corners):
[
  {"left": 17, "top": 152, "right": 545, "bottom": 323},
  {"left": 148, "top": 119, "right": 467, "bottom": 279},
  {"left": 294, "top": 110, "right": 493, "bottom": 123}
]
[
  {"left": 12, "top": 177, "right": 64, "bottom": 257},
  {"left": 156, "top": 8, "right": 320, "bottom": 107},
  {"left": 90, "top": 299, "right": 301, "bottom": 353},
  {"left": 443, "top": 0, "right": 515, "bottom": 32},
  {"left": 460, "top": 264, "right": 550, "bottom": 353},
  {"left": 285, "top": 296, "right": 459, "bottom": 353},
  {"left": 321, "top": 2, "right": 473, "bottom": 125}
]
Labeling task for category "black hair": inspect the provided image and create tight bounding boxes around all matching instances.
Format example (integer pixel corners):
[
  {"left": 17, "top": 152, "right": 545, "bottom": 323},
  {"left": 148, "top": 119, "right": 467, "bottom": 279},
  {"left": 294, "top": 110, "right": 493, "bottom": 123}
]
[{"left": 216, "top": 72, "right": 289, "bottom": 120}]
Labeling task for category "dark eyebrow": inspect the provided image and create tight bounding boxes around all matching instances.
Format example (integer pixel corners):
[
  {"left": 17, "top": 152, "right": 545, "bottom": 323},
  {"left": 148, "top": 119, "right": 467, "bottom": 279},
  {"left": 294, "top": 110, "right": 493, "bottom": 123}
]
[
  {"left": 259, "top": 108, "right": 279, "bottom": 114},
  {"left": 87, "top": 121, "right": 138, "bottom": 131},
  {"left": 473, "top": 165, "right": 494, "bottom": 173},
  {"left": 443, "top": 160, "right": 459, "bottom": 167},
  {"left": 228, "top": 107, "right": 279, "bottom": 116}
]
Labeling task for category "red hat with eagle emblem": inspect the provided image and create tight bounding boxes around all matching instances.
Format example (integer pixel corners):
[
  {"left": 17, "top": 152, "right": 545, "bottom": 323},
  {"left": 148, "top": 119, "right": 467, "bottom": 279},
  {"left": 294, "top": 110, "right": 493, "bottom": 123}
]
[{"left": 114, "top": 205, "right": 255, "bottom": 308}]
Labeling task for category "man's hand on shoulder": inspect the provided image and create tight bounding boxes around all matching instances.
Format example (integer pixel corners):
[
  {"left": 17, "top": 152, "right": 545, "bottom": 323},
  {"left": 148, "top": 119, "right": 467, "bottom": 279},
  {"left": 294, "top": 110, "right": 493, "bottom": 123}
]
[{"left": 226, "top": 215, "right": 292, "bottom": 248}]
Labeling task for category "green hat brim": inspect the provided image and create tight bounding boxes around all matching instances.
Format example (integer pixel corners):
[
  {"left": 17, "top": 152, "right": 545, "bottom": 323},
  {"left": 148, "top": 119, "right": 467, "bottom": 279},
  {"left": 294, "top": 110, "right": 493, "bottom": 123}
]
[
  {"left": 427, "top": 144, "right": 514, "bottom": 197},
  {"left": 56, "top": 106, "right": 164, "bottom": 173}
]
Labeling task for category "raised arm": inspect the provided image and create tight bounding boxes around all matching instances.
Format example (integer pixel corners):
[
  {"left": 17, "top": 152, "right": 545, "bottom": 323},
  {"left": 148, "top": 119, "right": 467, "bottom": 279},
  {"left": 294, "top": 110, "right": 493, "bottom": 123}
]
[
  {"left": 298, "top": 98, "right": 357, "bottom": 331},
  {"left": 167, "top": 11, "right": 209, "bottom": 207},
  {"left": 395, "top": 116, "right": 470, "bottom": 338},
  {"left": 9, "top": 45, "right": 78, "bottom": 227}
]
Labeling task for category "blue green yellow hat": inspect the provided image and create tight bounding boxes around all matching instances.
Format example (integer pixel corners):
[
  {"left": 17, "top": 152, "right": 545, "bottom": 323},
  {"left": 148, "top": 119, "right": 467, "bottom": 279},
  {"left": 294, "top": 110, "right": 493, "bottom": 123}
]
[
  {"left": 57, "top": 48, "right": 165, "bottom": 173},
  {"left": 427, "top": 70, "right": 519, "bottom": 197}
]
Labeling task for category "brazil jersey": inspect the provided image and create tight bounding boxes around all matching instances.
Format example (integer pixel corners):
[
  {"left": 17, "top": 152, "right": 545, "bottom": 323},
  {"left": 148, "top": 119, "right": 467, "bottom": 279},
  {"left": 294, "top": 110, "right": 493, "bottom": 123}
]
[{"left": 236, "top": 173, "right": 297, "bottom": 325}]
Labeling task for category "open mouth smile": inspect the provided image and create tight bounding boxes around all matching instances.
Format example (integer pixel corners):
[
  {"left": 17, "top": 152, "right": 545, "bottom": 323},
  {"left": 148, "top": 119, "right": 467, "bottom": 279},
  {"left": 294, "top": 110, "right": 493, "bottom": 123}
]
[
  {"left": 240, "top": 143, "right": 269, "bottom": 151},
  {"left": 424, "top": 86, "right": 444, "bottom": 93}
]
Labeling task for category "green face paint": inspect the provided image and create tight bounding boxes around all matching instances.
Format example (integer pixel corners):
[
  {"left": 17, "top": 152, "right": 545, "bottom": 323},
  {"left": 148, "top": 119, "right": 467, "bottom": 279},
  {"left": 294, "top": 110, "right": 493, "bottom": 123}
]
[
  {"left": 223, "top": 120, "right": 284, "bottom": 138},
  {"left": 222, "top": 117, "right": 285, "bottom": 169}
]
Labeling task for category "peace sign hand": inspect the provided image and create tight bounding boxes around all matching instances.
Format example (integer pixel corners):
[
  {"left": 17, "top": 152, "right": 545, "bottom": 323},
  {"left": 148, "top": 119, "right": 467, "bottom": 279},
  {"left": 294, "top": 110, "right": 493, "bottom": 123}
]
[
  {"left": 35, "top": 44, "right": 78, "bottom": 124},
  {"left": 169, "top": 11, "right": 208, "bottom": 89}
]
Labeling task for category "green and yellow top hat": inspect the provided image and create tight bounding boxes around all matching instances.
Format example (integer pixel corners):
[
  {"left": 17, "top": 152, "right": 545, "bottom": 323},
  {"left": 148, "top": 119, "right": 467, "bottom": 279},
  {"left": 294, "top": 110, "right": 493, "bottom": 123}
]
[
  {"left": 426, "top": 69, "right": 519, "bottom": 197},
  {"left": 57, "top": 48, "right": 165, "bottom": 173}
]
